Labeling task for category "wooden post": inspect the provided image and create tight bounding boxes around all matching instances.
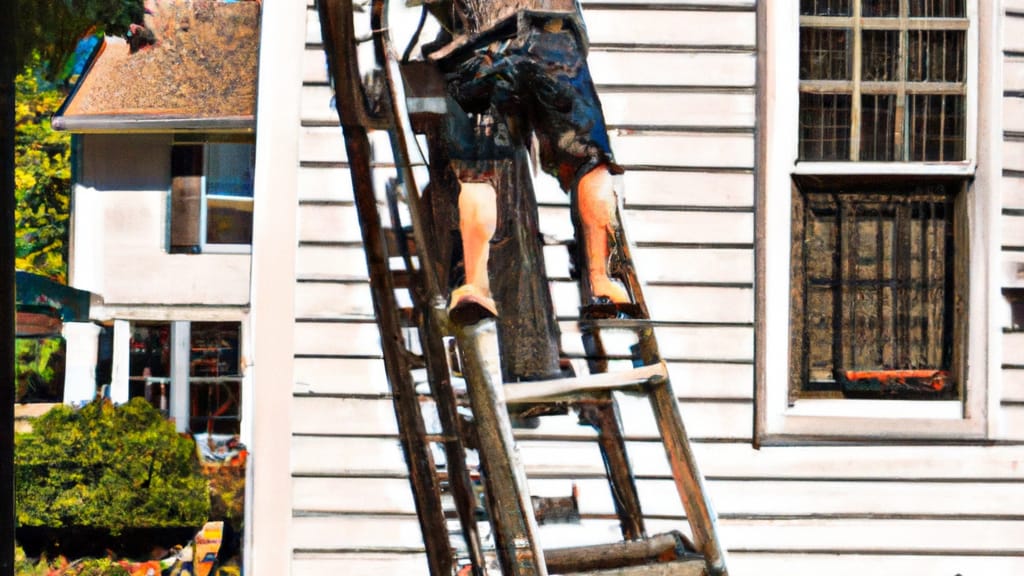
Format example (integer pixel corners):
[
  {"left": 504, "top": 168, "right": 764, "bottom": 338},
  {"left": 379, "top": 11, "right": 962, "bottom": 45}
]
[{"left": 455, "top": 319, "right": 547, "bottom": 576}]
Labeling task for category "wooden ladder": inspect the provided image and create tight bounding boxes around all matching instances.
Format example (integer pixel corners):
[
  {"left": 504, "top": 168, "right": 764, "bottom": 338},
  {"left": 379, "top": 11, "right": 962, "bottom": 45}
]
[{"left": 317, "top": 1, "right": 730, "bottom": 574}]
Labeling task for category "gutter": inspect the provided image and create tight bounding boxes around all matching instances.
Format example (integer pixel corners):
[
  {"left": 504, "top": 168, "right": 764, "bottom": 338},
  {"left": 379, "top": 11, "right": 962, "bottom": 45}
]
[{"left": 51, "top": 114, "right": 256, "bottom": 133}]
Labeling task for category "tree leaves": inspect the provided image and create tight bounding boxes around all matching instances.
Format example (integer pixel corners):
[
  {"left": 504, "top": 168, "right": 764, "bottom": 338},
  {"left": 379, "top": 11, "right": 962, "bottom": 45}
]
[
  {"left": 15, "top": 399, "right": 212, "bottom": 534},
  {"left": 15, "top": 53, "right": 69, "bottom": 283}
]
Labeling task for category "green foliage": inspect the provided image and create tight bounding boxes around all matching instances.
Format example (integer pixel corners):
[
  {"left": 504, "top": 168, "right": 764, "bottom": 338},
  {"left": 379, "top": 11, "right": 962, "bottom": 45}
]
[
  {"left": 15, "top": 54, "right": 70, "bottom": 283},
  {"left": 63, "top": 558, "right": 130, "bottom": 576},
  {"left": 16, "top": 0, "right": 144, "bottom": 79},
  {"left": 16, "top": 399, "right": 211, "bottom": 534},
  {"left": 15, "top": 338, "right": 65, "bottom": 402},
  {"left": 14, "top": 546, "right": 67, "bottom": 576}
]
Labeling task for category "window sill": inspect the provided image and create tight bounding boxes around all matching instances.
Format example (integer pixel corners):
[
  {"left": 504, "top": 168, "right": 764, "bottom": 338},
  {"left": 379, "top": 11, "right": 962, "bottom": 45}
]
[
  {"left": 762, "top": 399, "right": 986, "bottom": 442},
  {"left": 792, "top": 160, "right": 976, "bottom": 177},
  {"left": 199, "top": 245, "right": 253, "bottom": 255}
]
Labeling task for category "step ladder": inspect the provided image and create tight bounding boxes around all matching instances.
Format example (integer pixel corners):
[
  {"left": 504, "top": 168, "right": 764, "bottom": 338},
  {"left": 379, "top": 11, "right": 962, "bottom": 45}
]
[{"left": 317, "top": 1, "right": 730, "bottom": 574}]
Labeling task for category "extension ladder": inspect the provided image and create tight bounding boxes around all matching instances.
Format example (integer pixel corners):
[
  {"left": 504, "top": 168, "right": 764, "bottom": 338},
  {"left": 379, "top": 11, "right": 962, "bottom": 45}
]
[{"left": 317, "top": 1, "right": 730, "bottom": 574}]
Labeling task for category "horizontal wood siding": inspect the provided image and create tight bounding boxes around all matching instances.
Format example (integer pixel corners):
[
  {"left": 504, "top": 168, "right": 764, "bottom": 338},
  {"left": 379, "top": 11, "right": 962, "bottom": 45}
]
[
  {"left": 288, "top": 2, "right": 1024, "bottom": 575},
  {"left": 1005, "top": 7, "right": 1024, "bottom": 451}
]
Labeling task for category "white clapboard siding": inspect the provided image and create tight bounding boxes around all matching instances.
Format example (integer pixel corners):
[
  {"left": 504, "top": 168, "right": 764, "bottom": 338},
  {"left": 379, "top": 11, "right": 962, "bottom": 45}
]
[
  {"left": 293, "top": 552, "right": 430, "bottom": 576},
  {"left": 292, "top": 515, "right": 426, "bottom": 551},
  {"left": 588, "top": 51, "right": 756, "bottom": 87},
  {"left": 1007, "top": 56, "right": 1024, "bottom": 91},
  {"left": 1006, "top": 10, "right": 1024, "bottom": 53},
  {"left": 1005, "top": 140, "right": 1024, "bottom": 172},
  {"left": 527, "top": 477, "right": 1024, "bottom": 519},
  {"left": 585, "top": 10, "right": 755, "bottom": 47},
  {"left": 620, "top": 171, "right": 755, "bottom": 207},
  {"left": 296, "top": 244, "right": 369, "bottom": 280},
  {"left": 599, "top": 92, "right": 755, "bottom": 128},
  {"left": 727, "top": 554, "right": 1024, "bottom": 576},
  {"left": 292, "top": 435, "right": 408, "bottom": 476},
  {"left": 1004, "top": 368, "right": 1024, "bottom": 402},
  {"left": 1003, "top": 214, "right": 1024, "bottom": 248},
  {"left": 282, "top": 4, "right": 1024, "bottom": 575},
  {"left": 293, "top": 476, "right": 417, "bottom": 514},
  {"left": 519, "top": 441, "right": 1024, "bottom": 480},
  {"left": 1004, "top": 175, "right": 1024, "bottom": 209},
  {"left": 289, "top": 434, "right": 1024, "bottom": 479},
  {"left": 1003, "top": 9, "right": 1024, "bottom": 446}
]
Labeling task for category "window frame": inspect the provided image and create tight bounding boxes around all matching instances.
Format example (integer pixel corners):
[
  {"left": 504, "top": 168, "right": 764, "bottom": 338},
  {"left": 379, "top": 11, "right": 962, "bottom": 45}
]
[
  {"left": 755, "top": 0, "right": 1001, "bottom": 443},
  {"left": 170, "top": 135, "right": 255, "bottom": 255}
]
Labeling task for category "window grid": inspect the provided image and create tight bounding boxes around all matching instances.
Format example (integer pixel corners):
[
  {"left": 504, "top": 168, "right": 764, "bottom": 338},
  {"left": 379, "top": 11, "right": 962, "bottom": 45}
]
[{"left": 799, "top": 0, "right": 967, "bottom": 161}]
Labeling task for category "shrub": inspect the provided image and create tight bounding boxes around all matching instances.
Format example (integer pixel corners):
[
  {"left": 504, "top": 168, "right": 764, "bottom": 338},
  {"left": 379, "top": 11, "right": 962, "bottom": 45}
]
[{"left": 16, "top": 398, "right": 211, "bottom": 534}]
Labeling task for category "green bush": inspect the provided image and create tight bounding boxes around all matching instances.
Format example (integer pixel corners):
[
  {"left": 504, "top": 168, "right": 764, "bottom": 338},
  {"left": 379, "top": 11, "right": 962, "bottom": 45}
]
[{"left": 16, "top": 398, "right": 211, "bottom": 534}]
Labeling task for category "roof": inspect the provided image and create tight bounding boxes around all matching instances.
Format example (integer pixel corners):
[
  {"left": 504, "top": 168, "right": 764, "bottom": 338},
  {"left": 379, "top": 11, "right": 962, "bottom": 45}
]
[
  {"left": 53, "top": 0, "right": 261, "bottom": 133},
  {"left": 16, "top": 271, "right": 92, "bottom": 337}
]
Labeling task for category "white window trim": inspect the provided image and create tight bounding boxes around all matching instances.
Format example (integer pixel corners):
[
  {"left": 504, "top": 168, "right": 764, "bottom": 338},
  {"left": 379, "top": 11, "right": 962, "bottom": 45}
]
[{"left": 756, "top": 0, "right": 1002, "bottom": 443}]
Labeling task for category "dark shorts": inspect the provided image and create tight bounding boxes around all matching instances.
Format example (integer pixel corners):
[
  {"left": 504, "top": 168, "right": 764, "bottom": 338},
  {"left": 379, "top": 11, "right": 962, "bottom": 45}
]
[{"left": 440, "top": 21, "right": 622, "bottom": 192}]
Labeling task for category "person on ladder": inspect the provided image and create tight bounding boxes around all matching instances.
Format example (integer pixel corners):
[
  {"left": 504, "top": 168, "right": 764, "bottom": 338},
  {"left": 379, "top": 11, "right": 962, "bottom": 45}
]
[{"left": 420, "top": 0, "right": 631, "bottom": 323}]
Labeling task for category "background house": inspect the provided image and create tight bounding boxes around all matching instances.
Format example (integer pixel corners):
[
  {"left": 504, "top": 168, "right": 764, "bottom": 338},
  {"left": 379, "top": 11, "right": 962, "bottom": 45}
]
[
  {"left": 57, "top": 0, "right": 1024, "bottom": 574},
  {"left": 53, "top": 0, "right": 259, "bottom": 440}
]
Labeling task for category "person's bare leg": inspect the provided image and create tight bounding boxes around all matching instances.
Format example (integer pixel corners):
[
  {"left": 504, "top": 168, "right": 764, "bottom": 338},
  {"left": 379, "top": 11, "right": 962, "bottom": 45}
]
[
  {"left": 450, "top": 181, "right": 499, "bottom": 320},
  {"left": 577, "top": 166, "right": 629, "bottom": 304}
]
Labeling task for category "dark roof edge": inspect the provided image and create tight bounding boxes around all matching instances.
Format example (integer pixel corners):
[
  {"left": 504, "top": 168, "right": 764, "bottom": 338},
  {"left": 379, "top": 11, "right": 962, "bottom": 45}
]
[{"left": 52, "top": 115, "right": 255, "bottom": 133}]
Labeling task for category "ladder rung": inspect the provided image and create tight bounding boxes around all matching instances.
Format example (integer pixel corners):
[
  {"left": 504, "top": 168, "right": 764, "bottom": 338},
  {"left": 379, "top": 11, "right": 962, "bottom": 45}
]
[
  {"left": 566, "top": 559, "right": 706, "bottom": 576},
  {"left": 544, "top": 531, "right": 701, "bottom": 575},
  {"left": 503, "top": 362, "right": 667, "bottom": 404}
]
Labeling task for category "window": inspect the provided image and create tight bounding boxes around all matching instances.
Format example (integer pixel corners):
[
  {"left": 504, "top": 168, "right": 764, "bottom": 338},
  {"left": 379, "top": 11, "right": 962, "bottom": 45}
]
[
  {"left": 757, "top": 0, "right": 996, "bottom": 440},
  {"left": 170, "top": 136, "right": 255, "bottom": 253},
  {"left": 798, "top": 0, "right": 967, "bottom": 163},
  {"left": 790, "top": 181, "right": 963, "bottom": 401},
  {"left": 126, "top": 321, "right": 243, "bottom": 436},
  {"left": 129, "top": 322, "right": 171, "bottom": 410},
  {"left": 188, "top": 322, "right": 242, "bottom": 435}
]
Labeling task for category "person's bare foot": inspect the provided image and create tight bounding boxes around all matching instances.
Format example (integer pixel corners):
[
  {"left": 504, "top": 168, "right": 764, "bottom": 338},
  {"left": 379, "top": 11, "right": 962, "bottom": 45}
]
[
  {"left": 590, "top": 275, "right": 630, "bottom": 304},
  {"left": 448, "top": 284, "right": 498, "bottom": 325}
]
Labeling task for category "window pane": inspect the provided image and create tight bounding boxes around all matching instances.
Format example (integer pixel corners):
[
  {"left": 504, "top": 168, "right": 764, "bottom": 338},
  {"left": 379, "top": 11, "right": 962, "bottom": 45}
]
[
  {"left": 800, "top": 28, "right": 852, "bottom": 80},
  {"left": 907, "top": 94, "right": 965, "bottom": 161},
  {"left": 862, "top": 31, "right": 899, "bottom": 81},
  {"left": 800, "top": 93, "right": 852, "bottom": 161},
  {"left": 798, "top": 186, "right": 957, "bottom": 399},
  {"left": 207, "top": 143, "right": 254, "bottom": 198},
  {"left": 862, "top": 0, "right": 899, "bottom": 17},
  {"left": 908, "top": 0, "right": 965, "bottom": 18},
  {"left": 860, "top": 94, "right": 897, "bottom": 161},
  {"left": 206, "top": 143, "right": 255, "bottom": 245},
  {"left": 207, "top": 197, "right": 254, "bottom": 244},
  {"left": 129, "top": 322, "right": 171, "bottom": 410},
  {"left": 801, "top": 0, "right": 852, "bottom": 16},
  {"left": 191, "top": 323, "right": 241, "bottom": 377},
  {"left": 190, "top": 322, "right": 242, "bottom": 435},
  {"left": 907, "top": 30, "right": 965, "bottom": 82}
]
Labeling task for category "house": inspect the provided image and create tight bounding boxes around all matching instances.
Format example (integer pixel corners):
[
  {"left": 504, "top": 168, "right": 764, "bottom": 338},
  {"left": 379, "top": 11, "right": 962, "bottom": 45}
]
[
  {"left": 52, "top": 0, "right": 259, "bottom": 439},
  {"left": 60, "top": 0, "right": 1024, "bottom": 575}
]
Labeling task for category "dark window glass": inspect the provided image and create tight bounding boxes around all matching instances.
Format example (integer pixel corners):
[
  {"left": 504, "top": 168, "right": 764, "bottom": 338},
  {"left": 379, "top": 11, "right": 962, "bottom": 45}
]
[
  {"left": 908, "top": 94, "right": 965, "bottom": 161},
  {"left": 862, "top": 0, "right": 899, "bottom": 17},
  {"left": 795, "top": 185, "right": 958, "bottom": 399},
  {"left": 801, "top": 28, "right": 852, "bottom": 80},
  {"left": 862, "top": 30, "right": 899, "bottom": 81},
  {"left": 908, "top": 0, "right": 966, "bottom": 18},
  {"left": 860, "top": 94, "right": 897, "bottom": 161},
  {"left": 799, "top": 93, "right": 852, "bottom": 161},
  {"left": 190, "top": 322, "right": 242, "bottom": 435},
  {"left": 801, "top": 0, "right": 852, "bottom": 16},
  {"left": 907, "top": 30, "right": 966, "bottom": 82}
]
